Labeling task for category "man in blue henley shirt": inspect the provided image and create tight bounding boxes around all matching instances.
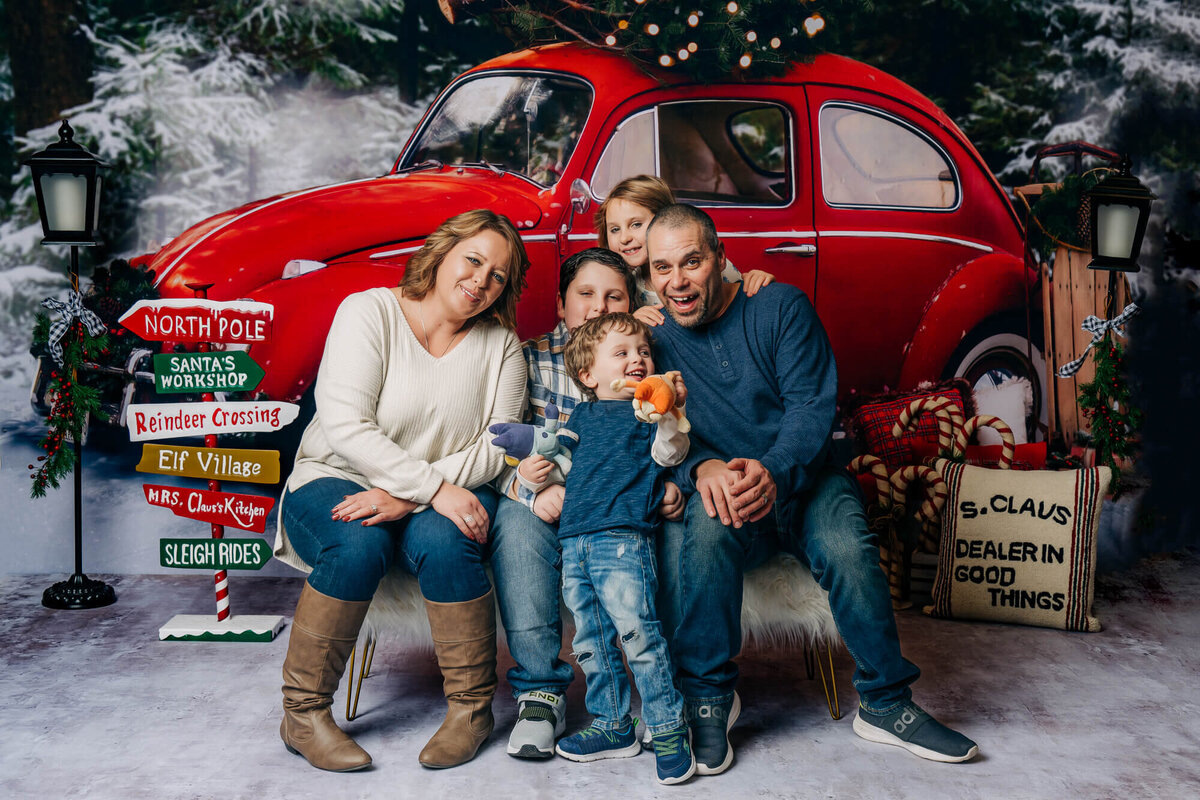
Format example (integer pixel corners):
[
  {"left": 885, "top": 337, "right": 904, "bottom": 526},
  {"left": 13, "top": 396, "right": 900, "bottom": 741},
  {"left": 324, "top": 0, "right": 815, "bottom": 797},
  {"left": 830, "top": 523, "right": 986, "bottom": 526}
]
[{"left": 644, "top": 204, "right": 979, "bottom": 772}]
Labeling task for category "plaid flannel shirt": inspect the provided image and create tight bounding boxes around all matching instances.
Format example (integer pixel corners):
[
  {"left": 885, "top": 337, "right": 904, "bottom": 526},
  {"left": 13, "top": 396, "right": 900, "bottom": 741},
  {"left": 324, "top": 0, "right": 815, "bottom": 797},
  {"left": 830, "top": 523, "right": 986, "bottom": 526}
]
[{"left": 493, "top": 321, "right": 585, "bottom": 510}]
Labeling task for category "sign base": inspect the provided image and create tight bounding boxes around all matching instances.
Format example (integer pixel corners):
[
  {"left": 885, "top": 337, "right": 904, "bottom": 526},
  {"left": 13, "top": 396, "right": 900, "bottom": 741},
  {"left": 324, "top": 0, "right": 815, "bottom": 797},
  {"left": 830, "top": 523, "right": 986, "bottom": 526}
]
[{"left": 159, "top": 614, "right": 285, "bottom": 642}]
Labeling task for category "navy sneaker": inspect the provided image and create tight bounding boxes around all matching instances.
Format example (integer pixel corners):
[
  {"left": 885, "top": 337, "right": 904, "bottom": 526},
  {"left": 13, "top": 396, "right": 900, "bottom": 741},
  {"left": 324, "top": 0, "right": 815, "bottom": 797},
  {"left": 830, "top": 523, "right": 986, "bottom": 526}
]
[
  {"left": 853, "top": 701, "right": 979, "bottom": 763},
  {"left": 651, "top": 725, "right": 696, "bottom": 785},
  {"left": 685, "top": 692, "right": 740, "bottom": 775},
  {"left": 555, "top": 721, "right": 641, "bottom": 762}
]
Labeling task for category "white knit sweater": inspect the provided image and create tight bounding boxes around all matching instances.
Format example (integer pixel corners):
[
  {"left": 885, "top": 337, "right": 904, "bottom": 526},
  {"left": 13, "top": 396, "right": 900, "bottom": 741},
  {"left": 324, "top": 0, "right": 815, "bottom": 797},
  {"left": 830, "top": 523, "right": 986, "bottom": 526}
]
[{"left": 273, "top": 287, "right": 527, "bottom": 572}]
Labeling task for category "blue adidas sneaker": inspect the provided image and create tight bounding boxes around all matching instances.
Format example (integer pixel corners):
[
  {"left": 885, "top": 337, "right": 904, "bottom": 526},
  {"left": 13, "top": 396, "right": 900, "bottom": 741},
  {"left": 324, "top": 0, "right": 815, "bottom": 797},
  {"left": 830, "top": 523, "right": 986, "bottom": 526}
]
[
  {"left": 853, "top": 701, "right": 979, "bottom": 763},
  {"left": 651, "top": 725, "right": 696, "bottom": 785},
  {"left": 555, "top": 721, "right": 641, "bottom": 762}
]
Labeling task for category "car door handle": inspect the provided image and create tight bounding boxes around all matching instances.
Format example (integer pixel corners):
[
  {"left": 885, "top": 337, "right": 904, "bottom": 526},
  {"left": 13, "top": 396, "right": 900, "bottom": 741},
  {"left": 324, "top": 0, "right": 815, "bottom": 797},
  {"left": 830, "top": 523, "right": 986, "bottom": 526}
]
[{"left": 764, "top": 243, "right": 817, "bottom": 256}]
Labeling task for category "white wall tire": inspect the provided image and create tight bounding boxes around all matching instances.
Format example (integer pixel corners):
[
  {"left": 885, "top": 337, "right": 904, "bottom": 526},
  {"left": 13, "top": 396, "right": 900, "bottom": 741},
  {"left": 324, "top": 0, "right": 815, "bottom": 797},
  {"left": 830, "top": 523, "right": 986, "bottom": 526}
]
[{"left": 945, "top": 322, "right": 1048, "bottom": 443}]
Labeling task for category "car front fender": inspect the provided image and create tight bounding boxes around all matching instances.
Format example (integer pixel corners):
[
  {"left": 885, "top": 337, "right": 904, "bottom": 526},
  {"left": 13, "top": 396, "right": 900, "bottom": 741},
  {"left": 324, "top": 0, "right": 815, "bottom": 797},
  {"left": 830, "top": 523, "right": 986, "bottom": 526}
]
[
  {"left": 241, "top": 262, "right": 406, "bottom": 403},
  {"left": 898, "top": 252, "right": 1039, "bottom": 390}
]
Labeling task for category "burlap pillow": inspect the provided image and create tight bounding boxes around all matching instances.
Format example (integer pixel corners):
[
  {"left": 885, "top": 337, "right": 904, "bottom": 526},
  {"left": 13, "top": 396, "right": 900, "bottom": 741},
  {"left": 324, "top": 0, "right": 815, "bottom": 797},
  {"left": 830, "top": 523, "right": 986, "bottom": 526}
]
[{"left": 925, "top": 459, "right": 1111, "bottom": 632}]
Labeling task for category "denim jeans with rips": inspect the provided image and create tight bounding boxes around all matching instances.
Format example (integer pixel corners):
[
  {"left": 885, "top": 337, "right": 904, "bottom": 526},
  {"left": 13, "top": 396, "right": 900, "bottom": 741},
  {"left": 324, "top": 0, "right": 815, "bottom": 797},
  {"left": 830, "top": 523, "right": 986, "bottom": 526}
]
[
  {"left": 562, "top": 529, "right": 685, "bottom": 736},
  {"left": 489, "top": 497, "right": 575, "bottom": 698},
  {"left": 657, "top": 467, "right": 921, "bottom": 714}
]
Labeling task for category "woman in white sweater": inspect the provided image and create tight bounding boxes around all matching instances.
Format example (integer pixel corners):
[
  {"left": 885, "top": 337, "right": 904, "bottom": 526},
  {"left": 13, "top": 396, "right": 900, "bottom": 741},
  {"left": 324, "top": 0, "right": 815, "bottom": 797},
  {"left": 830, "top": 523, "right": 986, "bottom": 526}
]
[{"left": 275, "top": 209, "right": 529, "bottom": 772}]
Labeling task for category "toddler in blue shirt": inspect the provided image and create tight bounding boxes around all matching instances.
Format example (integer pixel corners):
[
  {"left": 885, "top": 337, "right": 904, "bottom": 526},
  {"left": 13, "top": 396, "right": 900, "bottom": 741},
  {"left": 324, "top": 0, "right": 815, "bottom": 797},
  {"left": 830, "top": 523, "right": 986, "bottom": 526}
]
[{"left": 521, "top": 312, "right": 694, "bottom": 785}]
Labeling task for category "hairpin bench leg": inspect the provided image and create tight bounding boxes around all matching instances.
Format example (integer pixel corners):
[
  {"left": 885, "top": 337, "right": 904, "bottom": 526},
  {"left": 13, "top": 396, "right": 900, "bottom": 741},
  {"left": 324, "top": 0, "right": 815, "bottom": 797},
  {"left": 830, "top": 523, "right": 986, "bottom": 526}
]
[{"left": 345, "top": 634, "right": 377, "bottom": 721}]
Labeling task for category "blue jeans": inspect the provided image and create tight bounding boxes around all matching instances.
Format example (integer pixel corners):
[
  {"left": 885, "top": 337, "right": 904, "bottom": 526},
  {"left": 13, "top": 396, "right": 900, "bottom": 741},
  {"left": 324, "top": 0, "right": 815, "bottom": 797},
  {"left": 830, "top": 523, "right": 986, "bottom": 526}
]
[
  {"left": 657, "top": 467, "right": 921, "bottom": 713},
  {"left": 489, "top": 498, "right": 574, "bottom": 697},
  {"left": 282, "top": 477, "right": 495, "bottom": 603},
  {"left": 562, "top": 530, "right": 685, "bottom": 735}
]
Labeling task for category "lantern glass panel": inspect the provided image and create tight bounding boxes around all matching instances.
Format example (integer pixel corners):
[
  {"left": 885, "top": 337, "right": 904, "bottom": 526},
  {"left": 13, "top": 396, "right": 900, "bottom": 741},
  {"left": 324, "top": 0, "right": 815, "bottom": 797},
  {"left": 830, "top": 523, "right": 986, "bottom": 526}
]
[
  {"left": 1096, "top": 201, "right": 1139, "bottom": 259},
  {"left": 93, "top": 175, "right": 103, "bottom": 230},
  {"left": 40, "top": 172, "right": 88, "bottom": 232}
]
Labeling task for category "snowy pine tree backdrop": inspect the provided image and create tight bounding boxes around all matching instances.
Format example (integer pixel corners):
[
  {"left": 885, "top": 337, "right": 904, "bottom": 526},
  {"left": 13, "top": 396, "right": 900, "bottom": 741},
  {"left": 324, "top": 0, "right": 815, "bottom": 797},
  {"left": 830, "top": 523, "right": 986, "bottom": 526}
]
[{"left": 1, "top": 0, "right": 1197, "bottom": 417}]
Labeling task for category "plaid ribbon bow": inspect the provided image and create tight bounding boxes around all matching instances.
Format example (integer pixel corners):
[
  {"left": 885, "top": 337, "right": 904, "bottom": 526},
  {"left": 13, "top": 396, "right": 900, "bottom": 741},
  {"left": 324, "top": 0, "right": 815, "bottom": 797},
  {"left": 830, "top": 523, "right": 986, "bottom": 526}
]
[
  {"left": 41, "top": 291, "right": 106, "bottom": 366},
  {"left": 1056, "top": 302, "right": 1139, "bottom": 378}
]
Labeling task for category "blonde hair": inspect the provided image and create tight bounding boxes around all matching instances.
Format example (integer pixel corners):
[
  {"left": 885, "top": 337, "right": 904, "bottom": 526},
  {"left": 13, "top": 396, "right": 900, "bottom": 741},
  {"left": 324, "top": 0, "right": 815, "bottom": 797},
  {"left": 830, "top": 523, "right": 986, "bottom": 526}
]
[
  {"left": 594, "top": 174, "right": 675, "bottom": 250},
  {"left": 400, "top": 209, "right": 529, "bottom": 330},
  {"left": 563, "top": 312, "right": 653, "bottom": 400}
]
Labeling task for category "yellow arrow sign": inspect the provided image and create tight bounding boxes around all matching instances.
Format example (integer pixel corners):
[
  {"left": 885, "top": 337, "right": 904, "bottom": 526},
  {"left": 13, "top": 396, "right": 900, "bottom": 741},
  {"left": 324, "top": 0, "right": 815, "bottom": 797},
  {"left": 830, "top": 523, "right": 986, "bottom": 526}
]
[{"left": 136, "top": 444, "right": 281, "bottom": 484}]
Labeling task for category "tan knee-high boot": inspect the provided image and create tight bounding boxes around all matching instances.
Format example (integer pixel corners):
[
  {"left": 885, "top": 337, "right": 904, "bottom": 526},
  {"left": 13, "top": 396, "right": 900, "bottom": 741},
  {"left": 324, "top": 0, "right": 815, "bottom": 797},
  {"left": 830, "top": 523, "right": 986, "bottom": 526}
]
[
  {"left": 418, "top": 588, "right": 498, "bottom": 769},
  {"left": 280, "top": 582, "right": 372, "bottom": 772}
]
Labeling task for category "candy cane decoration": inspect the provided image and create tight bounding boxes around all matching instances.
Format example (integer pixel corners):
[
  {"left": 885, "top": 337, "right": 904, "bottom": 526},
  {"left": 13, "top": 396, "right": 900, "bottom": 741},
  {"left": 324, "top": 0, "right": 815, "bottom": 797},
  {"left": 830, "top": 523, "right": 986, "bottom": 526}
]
[
  {"left": 891, "top": 395, "right": 963, "bottom": 457},
  {"left": 848, "top": 454, "right": 891, "bottom": 510},
  {"left": 889, "top": 465, "right": 949, "bottom": 553},
  {"left": 955, "top": 414, "right": 1016, "bottom": 469},
  {"left": 849, "top": 454, "right": 907, "bottom": 606}
]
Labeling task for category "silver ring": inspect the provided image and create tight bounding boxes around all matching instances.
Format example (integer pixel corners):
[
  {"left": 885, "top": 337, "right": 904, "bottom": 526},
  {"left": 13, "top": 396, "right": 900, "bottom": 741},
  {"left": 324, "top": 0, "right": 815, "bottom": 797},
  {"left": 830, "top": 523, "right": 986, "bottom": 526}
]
[
  {"left": 463, "top": 514, "right": 475, "bottom": 524},
  {"left": 370, "top": 504, "right": 378, "bottom": 514}
]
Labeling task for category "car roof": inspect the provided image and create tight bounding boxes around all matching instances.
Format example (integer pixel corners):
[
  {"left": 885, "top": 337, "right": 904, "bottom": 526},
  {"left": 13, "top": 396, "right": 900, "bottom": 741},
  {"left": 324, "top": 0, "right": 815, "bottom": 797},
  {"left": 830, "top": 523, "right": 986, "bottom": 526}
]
[{"left": 466, "top": 42, "right": 959, "bottom": 133}]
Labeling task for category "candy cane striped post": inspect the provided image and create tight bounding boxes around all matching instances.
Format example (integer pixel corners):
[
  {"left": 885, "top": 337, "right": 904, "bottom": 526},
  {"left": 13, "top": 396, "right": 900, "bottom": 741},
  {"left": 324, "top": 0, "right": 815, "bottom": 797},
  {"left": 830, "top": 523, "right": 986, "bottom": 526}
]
[
  {"left": 889, "top": 465, "right": 949, "bottom": 554},
  {"left": 891, "top": 395, "right": 961, "bottom": 457},
  {"left": 189, "top": 282, "right": 230, "bottom": 622},
  {"left": 955, "top": 414, "right": 1016, "bottom": 469}
]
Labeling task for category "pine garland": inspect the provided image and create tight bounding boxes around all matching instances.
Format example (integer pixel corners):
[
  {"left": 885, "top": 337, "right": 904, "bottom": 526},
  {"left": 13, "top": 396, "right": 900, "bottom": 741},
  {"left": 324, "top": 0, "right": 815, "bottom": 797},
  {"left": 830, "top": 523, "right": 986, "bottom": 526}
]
[
  {"left": 1076, "top": 333, "right": 1143, "bottom": 492},
  {"left": 473, "top": 1, "right": 859, "bottom": 82},
  {"left": 28, "top": 319, "right": 109, "bottom": 498},
  {"left": 28, "top": 259, "right": 159, "bottom": 498}
]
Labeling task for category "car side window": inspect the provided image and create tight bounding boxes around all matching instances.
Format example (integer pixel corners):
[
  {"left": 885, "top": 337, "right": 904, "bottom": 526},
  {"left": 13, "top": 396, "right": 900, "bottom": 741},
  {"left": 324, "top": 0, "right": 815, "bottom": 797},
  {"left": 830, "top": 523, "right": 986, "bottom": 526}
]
[
  {"left": 659, "top": 101, "right": 790, "bottom": 205},
  {"left": 819, "top": 103, "right": 959, "bottom": 209},
  {"left": 591, "top": 110, "right": 656, "bottom": 198},
  {"left": 590, "top": 101, "right": 791, "bottom": 205}
]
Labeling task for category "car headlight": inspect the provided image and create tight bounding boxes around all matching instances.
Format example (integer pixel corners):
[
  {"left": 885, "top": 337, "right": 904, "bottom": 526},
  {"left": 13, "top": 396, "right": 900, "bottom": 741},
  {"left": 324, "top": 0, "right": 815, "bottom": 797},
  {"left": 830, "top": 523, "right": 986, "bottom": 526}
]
[{"left": 282, "top": 259, "right": 328, "bottom": 280}]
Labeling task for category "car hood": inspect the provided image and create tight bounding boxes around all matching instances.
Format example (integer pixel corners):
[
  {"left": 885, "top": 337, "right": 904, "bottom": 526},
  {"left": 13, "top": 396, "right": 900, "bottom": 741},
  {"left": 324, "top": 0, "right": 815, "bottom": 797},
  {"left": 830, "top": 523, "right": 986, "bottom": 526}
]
[{"left": 148, "top": 170, "right": 549, "bottom": 298}]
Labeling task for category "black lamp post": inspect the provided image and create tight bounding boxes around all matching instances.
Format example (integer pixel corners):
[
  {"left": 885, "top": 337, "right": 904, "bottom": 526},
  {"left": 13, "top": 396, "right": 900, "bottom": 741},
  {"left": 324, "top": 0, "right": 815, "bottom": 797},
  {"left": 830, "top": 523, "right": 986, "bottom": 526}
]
[
  {"left": 24, "top": 119, "right": 116, "bottom": 610},
  {"left": 1087, "top": 155, "right": 1154, "bottom": 273}
]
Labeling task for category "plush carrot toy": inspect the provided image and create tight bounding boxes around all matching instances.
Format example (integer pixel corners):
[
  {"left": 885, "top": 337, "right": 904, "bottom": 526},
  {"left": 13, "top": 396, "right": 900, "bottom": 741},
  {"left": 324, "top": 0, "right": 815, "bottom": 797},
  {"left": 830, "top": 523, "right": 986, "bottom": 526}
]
[{"left": 610, "top": 370, "right": 691, "bottom": 433}]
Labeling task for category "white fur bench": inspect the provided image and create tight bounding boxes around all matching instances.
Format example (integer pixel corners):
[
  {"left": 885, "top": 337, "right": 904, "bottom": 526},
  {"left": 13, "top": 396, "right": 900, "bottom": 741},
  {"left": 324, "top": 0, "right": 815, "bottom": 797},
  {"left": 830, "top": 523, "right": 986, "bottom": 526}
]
[{"left": 345, "top": 553, "right": 842, "bottom": 720}]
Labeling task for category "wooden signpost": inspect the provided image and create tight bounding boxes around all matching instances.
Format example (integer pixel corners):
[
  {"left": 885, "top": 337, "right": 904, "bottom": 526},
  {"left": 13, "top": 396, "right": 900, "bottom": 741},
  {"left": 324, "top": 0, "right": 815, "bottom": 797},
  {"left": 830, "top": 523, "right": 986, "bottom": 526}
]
[
  {"left": 126, "top": 400, "right": 299, "bottom": 441},
  {"left": 160, "top": 538, "right": 273, "bottom": 570},
  {"left": 143, "top": 484, "right": 275, "bottom": 533},
  {"left": 136, "top": 444, "right": 280, "bottom": 483},
  {"left": 118, "top": 299, "right": 273, "bottom": 344},
  {"left": 124, "top": 290, "right": 286, "bottom": 642},
  {"left": 153, "top": 351, "right": 265, "bottom": 393}
]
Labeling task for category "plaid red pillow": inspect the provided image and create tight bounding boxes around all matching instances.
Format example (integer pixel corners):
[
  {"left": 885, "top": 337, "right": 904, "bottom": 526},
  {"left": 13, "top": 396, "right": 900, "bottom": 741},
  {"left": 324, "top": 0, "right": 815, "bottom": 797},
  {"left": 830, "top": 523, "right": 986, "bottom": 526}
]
[{"left": 843, "top": 381, "right": 972, "bottom": 472}]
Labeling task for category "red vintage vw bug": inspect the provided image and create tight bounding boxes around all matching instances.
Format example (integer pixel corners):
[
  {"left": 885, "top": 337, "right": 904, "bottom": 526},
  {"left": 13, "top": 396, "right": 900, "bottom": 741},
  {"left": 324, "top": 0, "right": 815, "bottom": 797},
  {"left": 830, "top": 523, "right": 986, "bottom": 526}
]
[{"left": 126, "top": 42, "right": 1043, "bottom": 437}]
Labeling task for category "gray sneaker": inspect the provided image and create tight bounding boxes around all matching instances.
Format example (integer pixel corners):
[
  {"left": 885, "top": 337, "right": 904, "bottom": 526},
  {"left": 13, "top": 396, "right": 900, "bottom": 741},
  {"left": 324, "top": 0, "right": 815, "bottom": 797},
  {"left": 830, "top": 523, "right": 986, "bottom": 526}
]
[
  {"left": 507, "top": 690, "right": 566, "bottom": 759},
  {"left": 685, "top": 692, "right": 741, "bottom": 775},
  {"left": 853, "top": 701, "right": 979, "bottom": 763}
]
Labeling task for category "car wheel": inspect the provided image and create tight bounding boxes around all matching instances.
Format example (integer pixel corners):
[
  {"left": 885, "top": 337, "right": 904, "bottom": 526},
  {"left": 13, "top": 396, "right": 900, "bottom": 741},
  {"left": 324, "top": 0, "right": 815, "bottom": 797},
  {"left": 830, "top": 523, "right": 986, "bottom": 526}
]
[{"left": 943, "top": 315, "right": 1048, "bottom": 443}]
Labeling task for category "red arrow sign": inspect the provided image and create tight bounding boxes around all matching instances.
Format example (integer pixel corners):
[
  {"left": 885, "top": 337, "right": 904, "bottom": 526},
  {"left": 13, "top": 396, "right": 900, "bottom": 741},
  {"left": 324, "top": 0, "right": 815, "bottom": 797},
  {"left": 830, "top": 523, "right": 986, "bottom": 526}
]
[
  {"left": 143, "top": 484, "right": 276, "bottom": 533},
  {"left": 119, "top": 299, "right": 273, "bottom": 344}
]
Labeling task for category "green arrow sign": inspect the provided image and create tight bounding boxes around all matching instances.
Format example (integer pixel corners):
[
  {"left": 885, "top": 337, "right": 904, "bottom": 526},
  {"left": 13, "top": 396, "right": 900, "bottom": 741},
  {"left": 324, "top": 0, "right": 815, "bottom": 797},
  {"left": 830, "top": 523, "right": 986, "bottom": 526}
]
[
  {"left": 159, "top": 538, "right": 273, "bottom": 571},
  {"left": 153, "top": 352, "right": 266, "bottom": 394}
]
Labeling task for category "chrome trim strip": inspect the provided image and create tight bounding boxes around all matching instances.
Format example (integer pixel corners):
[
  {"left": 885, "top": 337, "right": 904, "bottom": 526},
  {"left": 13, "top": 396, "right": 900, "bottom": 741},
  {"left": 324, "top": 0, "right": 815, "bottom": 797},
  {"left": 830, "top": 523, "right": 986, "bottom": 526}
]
[
  {"left": 155, "top": 177, "right": 378, "bottom": 286},
  {"left": 370, "top": 231, "right": 555, "bottom": 260},
  {"left": 722, "top": 230, "right": 817, "bottom": 239},
  {"left": 819, "top": 230, "right": 993, "bottom": 253},
  {"left": 369, "top": 245, "right": 423, "bottom": 259}
]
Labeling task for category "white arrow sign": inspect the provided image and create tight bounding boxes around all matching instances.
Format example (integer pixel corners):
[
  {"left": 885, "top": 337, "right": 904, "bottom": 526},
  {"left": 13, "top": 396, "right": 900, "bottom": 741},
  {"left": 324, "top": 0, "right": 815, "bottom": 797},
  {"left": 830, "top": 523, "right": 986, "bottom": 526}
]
[{"left": 127, "top": 401, "right": 300, "bottom": 441}]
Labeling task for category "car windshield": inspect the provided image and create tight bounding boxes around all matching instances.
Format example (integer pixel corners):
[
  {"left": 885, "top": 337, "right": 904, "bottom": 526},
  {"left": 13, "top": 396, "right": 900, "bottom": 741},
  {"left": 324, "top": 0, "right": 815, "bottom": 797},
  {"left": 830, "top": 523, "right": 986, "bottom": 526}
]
[{"left": 403, "top": 73, "right": 592, "bottom": 187}]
